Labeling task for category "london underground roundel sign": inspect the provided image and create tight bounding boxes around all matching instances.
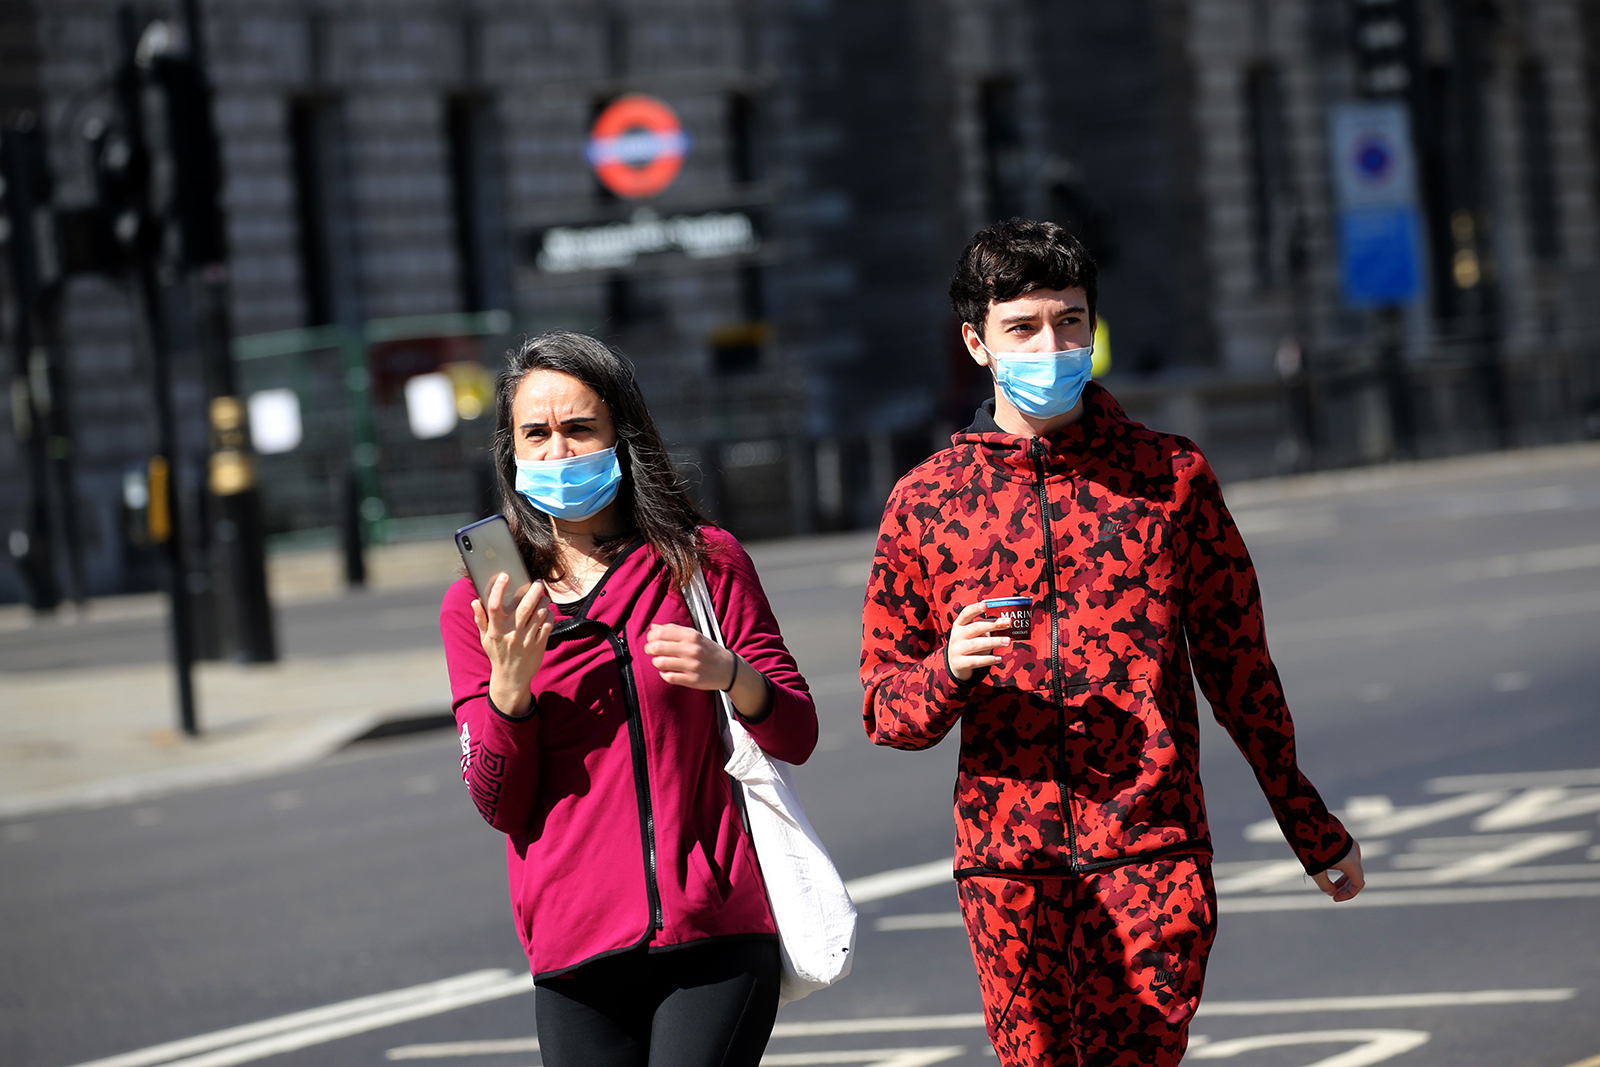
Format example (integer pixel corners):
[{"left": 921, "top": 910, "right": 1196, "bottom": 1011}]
[{"left": 585, "top": 94, "right": 691, "bottom": 200}]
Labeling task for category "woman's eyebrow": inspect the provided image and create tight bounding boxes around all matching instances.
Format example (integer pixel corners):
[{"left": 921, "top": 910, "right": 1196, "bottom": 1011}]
[{"left": 519, "top": 416, "right": 598, "bottom": 430}]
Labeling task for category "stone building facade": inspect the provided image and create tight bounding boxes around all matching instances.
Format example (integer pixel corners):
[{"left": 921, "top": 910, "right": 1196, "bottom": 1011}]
[{"left": 3, "top": 0, "right": 1599, "bottom": 602}]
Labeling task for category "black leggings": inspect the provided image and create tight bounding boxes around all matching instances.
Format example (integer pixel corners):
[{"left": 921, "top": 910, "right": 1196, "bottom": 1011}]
[{"left": 534, "top": 939, "right": 781, "bottom": 1067}]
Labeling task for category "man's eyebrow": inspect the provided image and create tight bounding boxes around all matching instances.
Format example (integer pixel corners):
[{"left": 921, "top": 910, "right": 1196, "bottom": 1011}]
[{"left": 997, "top": 304, "right": 1086, "bottom": 326}]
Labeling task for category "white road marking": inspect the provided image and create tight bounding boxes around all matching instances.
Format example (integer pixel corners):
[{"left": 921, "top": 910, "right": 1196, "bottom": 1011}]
[
  {"left": 771, "top": 1015, "right": 984, "bottom": 1038},
  {"left": 1194, "top": 988, "right": 1573, "bottom": 1015},
  {"left": 1474, "top": 787, "right": 1600, "bottom": 830},
  {"left": 1415, "top": 832, "right": 1589, "bottom": 882},
  {"left": 1245, "top": 790, "right": 1506, "bottom": 842},
  {"left": 1211, "top": 859, "right": 1307, "bottom": 894},
  {"left": 1451, "top": 543, "right": 1600, "bottom": 581},
  {"left": 876, "top": 913, "right": 966, "bottom": 932},
  {"left": 845, "top": 859, "right": 954, "bottom": 903},
  {"left": 1188, "top": 1029, "right": 1429, "bottom": 1067},
  {"left": 145, "top": 978, "right": 534, "bottom": 1067},
  {"left": 385, "top": 990, "right": 1577, "bottom": 1062},
  {"left": 761, "top": 1048, "right": 965, "bottom": 1067},
  {"left": 1491, "top": 671, "right": 1530, "bottom": 692},
  {"left": 1428, "top": 767, "right": 1600, "bottom": 793},
  {"left": 64, "top": 970, "right": 531, "bottom": 1067},
  {"left": 388, "top": 1038, "right": 540, "bottom": 1060},
  {"left": 1218, "top": 881, "right": 1600, "bottom": 911}
]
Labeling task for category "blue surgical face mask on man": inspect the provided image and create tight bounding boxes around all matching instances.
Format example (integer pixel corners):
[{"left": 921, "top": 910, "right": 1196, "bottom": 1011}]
[
  {"left": 514, "top": 445, "right": 622, "bottom": 520},
  {"left": 979, "top": 341, "right": 1095, "bottom": 419}
]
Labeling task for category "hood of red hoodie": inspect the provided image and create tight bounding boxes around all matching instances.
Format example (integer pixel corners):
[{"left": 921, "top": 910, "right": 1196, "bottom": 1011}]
[{"left": 951, "top": 381, "right": 1139, "bottom": 480}]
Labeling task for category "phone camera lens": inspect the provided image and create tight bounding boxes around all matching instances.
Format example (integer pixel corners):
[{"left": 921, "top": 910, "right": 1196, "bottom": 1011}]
[{"left": 461, "top": 535, "right": 473, "bottom": 552}]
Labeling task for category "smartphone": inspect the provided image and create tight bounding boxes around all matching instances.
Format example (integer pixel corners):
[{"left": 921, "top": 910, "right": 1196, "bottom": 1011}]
[{"left": 455, "top": 515, "right": 534, "bottom": 610}]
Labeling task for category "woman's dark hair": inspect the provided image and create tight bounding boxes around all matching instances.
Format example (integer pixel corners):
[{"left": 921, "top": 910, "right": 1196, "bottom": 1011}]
[
  {"left": 493, "top": 331, "right": 711, "bottom": 590},
  {"left": 949, "top": 218, "right": 1098, "bottom": 340}
]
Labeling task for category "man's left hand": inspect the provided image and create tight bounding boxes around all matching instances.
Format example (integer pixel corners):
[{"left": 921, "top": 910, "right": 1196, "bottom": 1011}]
[{"left": 1312, "top": 839, "right": 1365, "bottom": 902}]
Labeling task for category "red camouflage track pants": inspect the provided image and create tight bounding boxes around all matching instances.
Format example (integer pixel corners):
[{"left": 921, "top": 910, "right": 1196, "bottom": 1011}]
[{"left": 957, "top": 856, "right": 1217, "bottom": 1067}]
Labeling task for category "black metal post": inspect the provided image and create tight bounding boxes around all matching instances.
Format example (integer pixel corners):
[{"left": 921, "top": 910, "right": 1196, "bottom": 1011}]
[
  {"left": 177, "top": 0, "right": 278, "bottom": 662},
  {"left": 117, "top": 4, "right": 198, "bottom": 736},
  {"left": 341, "top": 465, "right": 367, "bottom": 588},
  {"left": 1378, "top": 307, "right": 1417, "bottom": 458}
]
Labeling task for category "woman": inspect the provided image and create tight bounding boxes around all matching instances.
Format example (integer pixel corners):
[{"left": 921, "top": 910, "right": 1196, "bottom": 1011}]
[{"left": 439, "top": 331, "right": 817, "bottom": 1067}]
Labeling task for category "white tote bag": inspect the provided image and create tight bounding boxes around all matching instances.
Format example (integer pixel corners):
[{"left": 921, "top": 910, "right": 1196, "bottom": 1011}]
[{"left": 686, "top": 568, "right": 857, "bottom": 1004}]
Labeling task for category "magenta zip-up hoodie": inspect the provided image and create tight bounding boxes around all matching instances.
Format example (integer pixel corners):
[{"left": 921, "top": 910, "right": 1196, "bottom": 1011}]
[{"left": 440, "top": 526, "right": 818, "bottom": 980}]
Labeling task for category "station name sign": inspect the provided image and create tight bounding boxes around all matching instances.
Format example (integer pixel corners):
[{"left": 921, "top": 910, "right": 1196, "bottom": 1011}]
[{"left": 534, "top": 209, "right": 759, "bottom": 274}]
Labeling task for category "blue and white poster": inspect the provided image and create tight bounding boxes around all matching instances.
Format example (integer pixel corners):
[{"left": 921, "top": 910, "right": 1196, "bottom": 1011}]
[{"left": 1329, "top": 102, "right": 1425, "bottom": 307}]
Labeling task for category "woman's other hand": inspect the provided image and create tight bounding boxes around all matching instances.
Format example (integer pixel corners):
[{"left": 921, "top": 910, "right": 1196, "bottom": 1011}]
[
  {"left": 646, "top": 623, "right": 736, "bottom": 690},
  {"left": 646, "top": 623, "right": 773, "bottom": 723},
  {"left": 472, "top": 573, "right": 552, "bottom": 718},
  {"left": 946, "top": 601, "right": 1012, "bottom": 682}
]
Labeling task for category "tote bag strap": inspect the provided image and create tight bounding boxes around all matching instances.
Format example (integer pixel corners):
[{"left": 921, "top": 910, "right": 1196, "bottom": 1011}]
[{"left": 685, "top": 566, "right": 746, "bottom": 757}]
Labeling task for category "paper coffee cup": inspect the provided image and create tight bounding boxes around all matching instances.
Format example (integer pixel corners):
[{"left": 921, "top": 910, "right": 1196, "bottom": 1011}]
[{"left": 982, "top": 597, "right": 1033, "bottom": 639}]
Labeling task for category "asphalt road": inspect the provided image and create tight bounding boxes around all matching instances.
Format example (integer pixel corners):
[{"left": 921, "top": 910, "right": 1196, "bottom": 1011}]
[{"left": 3, "top": 454, "right": 1599, "bottom": 1067}]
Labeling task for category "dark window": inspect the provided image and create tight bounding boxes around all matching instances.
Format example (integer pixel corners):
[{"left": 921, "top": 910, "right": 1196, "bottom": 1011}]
[
  {"left": 1517, "top": 61, "right": 1561, "bottom": 263},
  {"left": 979, "top": 78, "right": 1026, "bottom": 221},
  {"left": 1244, "top": 64, "right": 1294, "bottom": 287},
  {"left": 606, "top": 274, "right": 664, "bottom": 337},
  {"left": 603, "top": 5, "right": 628, "bottom": 78},
  {"left": 1585, "top": 5, "right": 1600, "bottom": 236},
  {"left": 591, "top": 95, "right": 620, "bottom": 205},
  {"left": 288, "top": 94, "right": 361, "bottom": 327},
  {"left": 445, "top": 92, "right": 512, "bottom": 313},
  {"left": 728, "top": 92, "right": 758, "bottom": 185}
]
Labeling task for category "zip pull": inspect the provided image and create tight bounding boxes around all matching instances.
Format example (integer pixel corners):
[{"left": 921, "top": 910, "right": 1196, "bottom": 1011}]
[{"left": 1030, "top": 437, "right": 1046, "bottom": 460}]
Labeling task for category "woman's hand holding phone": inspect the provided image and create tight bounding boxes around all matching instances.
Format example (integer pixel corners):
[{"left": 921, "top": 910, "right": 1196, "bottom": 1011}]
[{"left": 472, "top": 572, "right": 552, "bottom": 718}]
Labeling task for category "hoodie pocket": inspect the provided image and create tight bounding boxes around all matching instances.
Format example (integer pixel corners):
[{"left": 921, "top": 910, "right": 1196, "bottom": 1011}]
[
  {"left": 684, "top": 838, "right": 727, "bottom": 912},
  {"left": 1068, "top": 674, "right": 1168, "bottom": 799}
]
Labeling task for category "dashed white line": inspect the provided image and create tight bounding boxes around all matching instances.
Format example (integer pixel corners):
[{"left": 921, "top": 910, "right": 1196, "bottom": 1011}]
[
  {"left": 1188, "top": 1029, "right": 1429, "bottom": 1067},
  {"left": 761, "top": 1048, "right": 965, "bottom": 1067},
  {"left": 1218, "top": 881, "right": 1600, "bottom": 912},
  {"left": 63, "top": 970, "right": 530, "bottom": 1067},
  {"left": 845, "top": 859, "right": 954, "bottom": 904},
  {"left": 1428, "top": 767, "right": 1600, "bottom": 793}
]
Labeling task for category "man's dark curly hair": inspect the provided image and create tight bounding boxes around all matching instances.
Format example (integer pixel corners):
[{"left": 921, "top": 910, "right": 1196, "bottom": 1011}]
[{"left": 950, "top": 218, "right": 1098, "bottom": 340}]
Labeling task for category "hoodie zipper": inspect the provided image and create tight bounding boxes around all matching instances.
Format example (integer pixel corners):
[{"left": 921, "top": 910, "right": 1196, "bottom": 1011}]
[
  {"left": 607, "top": 629, "right": 663, "bottom": 932},
  {"left": 1030, "top": 437, "right": 1080, "bottom": 871}
]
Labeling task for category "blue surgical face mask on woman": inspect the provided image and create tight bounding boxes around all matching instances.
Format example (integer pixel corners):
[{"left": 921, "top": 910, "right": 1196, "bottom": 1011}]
[
  {"left": 514, "top": 445, "right": 622, "bottom": 520},
  {"left": 980, "top": 341, "right": 1095, "bottom": 419}
]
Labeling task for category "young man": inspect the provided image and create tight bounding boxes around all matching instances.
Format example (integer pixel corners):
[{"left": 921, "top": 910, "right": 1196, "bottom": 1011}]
[{"left": 859, "top": 219, "right": 1364, "bottom": 1067}]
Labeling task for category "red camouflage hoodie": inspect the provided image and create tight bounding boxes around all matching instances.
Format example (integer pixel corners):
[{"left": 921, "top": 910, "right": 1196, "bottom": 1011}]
[{"left": 860, "top": 382, "right": 1351, "bottom": 880}]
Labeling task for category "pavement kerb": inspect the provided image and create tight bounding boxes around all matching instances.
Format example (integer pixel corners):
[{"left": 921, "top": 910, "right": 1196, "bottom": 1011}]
[
  {"left": 0, "top": 645, "right": 455, "bottom": 821},
  {"left": 0, "top": 713, "right": 383, "bottom": 821}
]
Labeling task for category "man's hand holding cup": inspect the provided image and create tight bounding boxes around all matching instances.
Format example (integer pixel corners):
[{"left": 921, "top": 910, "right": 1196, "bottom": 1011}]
[{"left": 947, "top": 600, "right": 1017, "bottom": 682}]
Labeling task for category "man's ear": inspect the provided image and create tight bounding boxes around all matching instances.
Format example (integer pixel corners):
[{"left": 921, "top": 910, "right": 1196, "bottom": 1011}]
[{"left": 962, "top": 321, "right": 991, "bottom": 367}]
